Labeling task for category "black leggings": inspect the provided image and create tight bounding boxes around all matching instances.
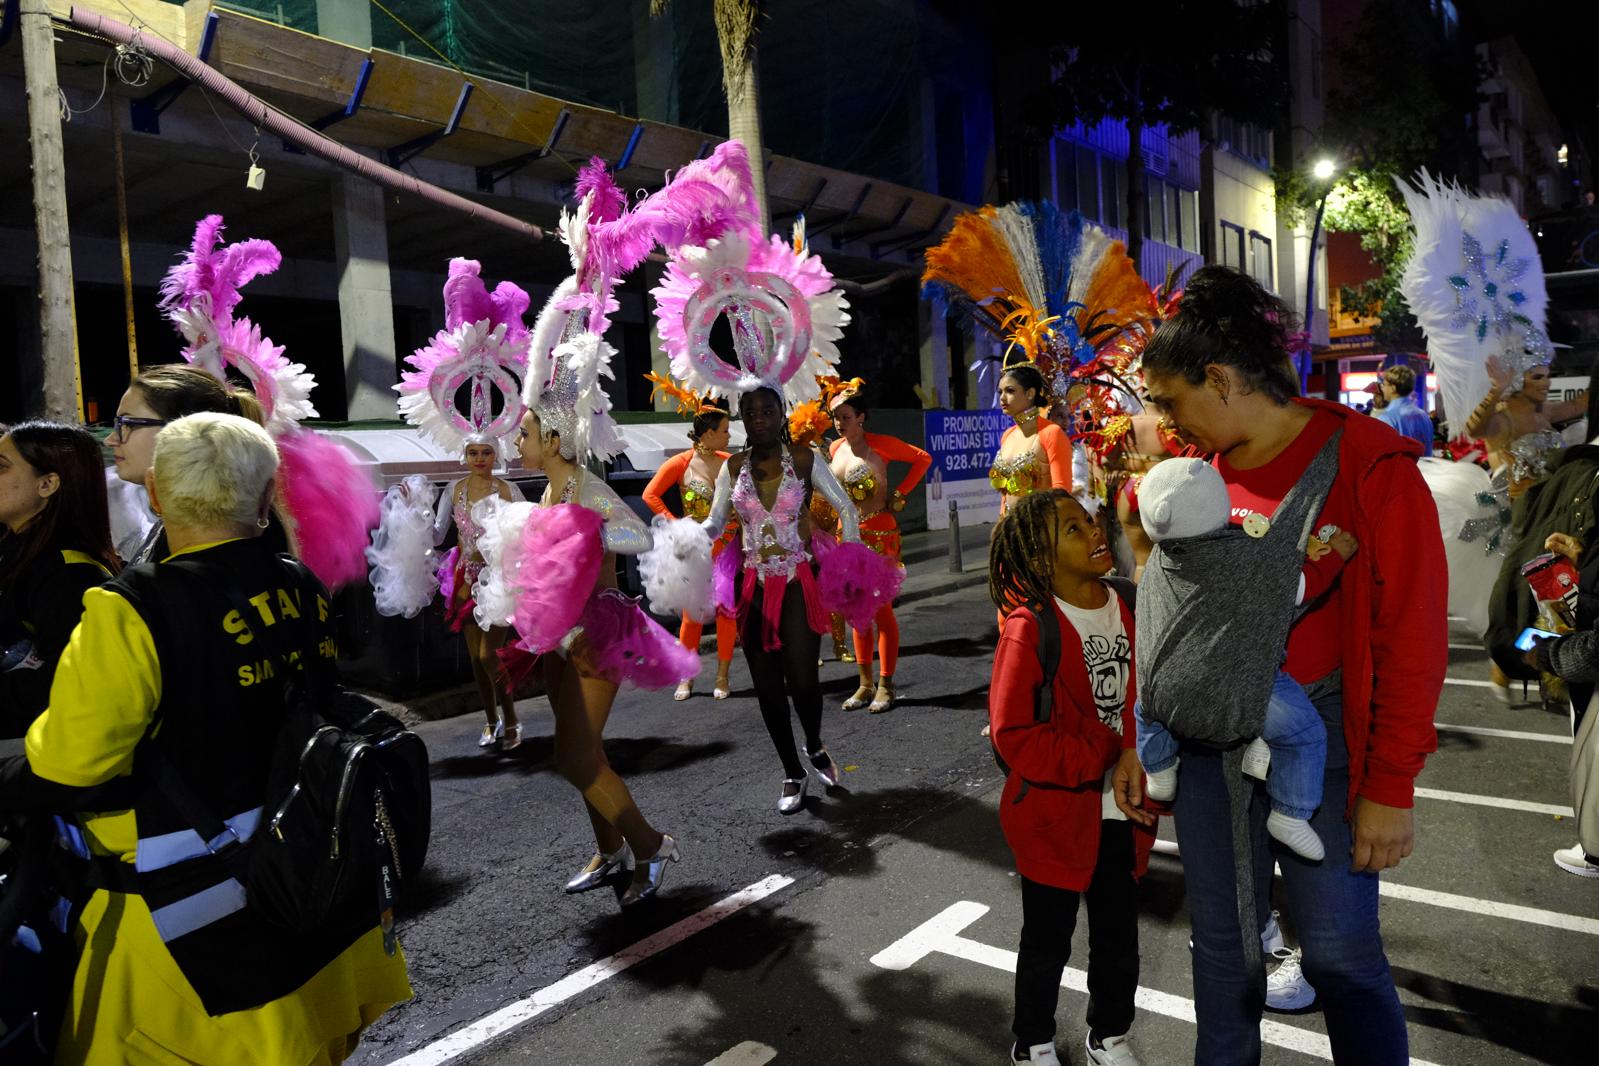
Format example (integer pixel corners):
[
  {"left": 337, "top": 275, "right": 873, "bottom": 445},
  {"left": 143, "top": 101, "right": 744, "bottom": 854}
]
[{"left": 741, "top": 577, "right": 825, "bottom": 779}]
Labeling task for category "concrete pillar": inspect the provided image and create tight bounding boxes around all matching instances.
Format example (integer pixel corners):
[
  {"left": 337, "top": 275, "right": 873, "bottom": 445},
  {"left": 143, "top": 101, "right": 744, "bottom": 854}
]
[
  {"left": 917, "top": 293, "right": 950, "bottom": 409},
  {"left": 315, "top": 0, "right": 373, "bottom": 48},
  {"left": 331, "top": 174, "right": 397, "bottom": 421}
]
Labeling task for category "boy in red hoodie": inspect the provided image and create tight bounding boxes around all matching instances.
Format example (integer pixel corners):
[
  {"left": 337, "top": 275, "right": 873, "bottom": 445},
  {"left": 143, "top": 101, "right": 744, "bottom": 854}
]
[{"left": 988, "top": 489, "right": 1156, "bottom": 1066}]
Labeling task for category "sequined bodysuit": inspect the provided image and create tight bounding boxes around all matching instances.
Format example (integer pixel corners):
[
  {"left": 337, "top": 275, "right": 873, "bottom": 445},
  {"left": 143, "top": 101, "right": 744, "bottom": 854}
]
[
  {"left": 733, "top": 452, "right": 811, "bottom": 581},
  {"left": 1506, "top": 428, "right": 1564, "bottom": 493}
]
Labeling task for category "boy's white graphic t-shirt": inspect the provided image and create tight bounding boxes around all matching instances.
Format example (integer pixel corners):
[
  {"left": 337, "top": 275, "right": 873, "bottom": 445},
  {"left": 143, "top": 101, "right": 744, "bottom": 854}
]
[{"left": 1055, "top": 584, "right": 1130, "bottom": 822}]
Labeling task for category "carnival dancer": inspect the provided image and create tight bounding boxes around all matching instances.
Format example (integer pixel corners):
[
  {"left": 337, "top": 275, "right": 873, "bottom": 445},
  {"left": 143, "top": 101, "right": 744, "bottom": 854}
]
[
  {"left": 827, "top": 379, "right": 932, "bottom": 712},
  {"left": 151, "top": 215, "right": 377, "bottom": 588},
  {"left": 390, "top": 258, "right": 532, "bottom": 749},
  {"left": 790, "top": 391, "right": 856, "bottom": 664},
  {"left": 641, "top": 374, "right": 738, "bottom": 701},
  {"left": 471, "top": 156, "right": 741, "bottom": 904},
  {"left": 640, "top": 173, "right": 898, "bottom": 813},
  {"left": 1397, "top": 172, "right": 1584, "bottom": 701},
  {"left": 921, "top": 201, "right": 1156, "bottom": 519}
]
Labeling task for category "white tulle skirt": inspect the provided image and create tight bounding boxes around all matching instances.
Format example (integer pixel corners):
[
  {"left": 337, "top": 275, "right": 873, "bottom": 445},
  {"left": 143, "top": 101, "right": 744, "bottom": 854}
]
[{"left": 1418, "top": 456, "right": 1510, "bottom": 639}]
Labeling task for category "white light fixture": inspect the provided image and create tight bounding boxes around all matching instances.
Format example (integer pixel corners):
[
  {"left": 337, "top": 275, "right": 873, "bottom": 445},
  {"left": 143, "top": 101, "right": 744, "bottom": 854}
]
[
  {"left": 1558, "top": 143, "right": 1569, "bottom": 166},
  {"left": 1312, "top": 158, "right": 1337, "bottom": 181}
]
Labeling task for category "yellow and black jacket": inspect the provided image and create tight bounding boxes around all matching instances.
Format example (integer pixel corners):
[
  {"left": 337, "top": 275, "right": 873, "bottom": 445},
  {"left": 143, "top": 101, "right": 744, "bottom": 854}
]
[
  {"left": 0, "top": 539, "right": 112, "bottom": 737},
  {"left": 3, "top": 536, "right": 409, "bottom": 1064}
]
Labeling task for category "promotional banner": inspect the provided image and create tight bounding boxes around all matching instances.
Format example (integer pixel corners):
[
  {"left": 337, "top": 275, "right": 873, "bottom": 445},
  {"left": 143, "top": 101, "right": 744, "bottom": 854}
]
[{"left": 923, "top": 408, "right": 1005, "bottom": 530}]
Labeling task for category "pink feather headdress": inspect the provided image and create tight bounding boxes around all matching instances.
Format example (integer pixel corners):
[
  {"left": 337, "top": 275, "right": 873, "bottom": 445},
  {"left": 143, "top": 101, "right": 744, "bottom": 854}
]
[
  {"left": 397, "top": 258, "right": 531, "bottom": 461},
  {"left": 158, "top": 214, "right": 316, "bottom": 433}
]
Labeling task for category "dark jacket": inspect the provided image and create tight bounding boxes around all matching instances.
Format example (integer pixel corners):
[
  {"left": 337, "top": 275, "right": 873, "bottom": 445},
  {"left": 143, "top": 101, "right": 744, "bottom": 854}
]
[{"left": 0, "top": 538, "right": 113, "bottom": 737}]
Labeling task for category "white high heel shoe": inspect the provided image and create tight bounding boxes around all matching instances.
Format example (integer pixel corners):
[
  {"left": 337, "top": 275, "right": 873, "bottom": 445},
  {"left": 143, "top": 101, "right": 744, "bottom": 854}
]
[
  {"left": 778, "top": 776, "right": 808, "bottom": 814},
  {"left": 565, "top": 843, "right": 634, "bottom": 894}
]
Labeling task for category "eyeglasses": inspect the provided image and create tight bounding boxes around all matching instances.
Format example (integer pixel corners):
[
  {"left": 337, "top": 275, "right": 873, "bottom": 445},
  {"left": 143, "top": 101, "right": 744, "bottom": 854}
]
[{"left": 110, "top": 415, "right": 168, "bottom": 440}]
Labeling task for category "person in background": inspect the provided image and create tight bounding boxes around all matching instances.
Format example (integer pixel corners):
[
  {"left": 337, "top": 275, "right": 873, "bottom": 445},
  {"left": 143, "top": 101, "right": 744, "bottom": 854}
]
[
  {"left": 107, "top": 364, "right": 279, "bottom": 565},
  {"left": 1372, "top": 365, "right": 1434, "bottom": 457},
  {"left": 990, "top": 364, "right": 1074, "bottom": 513},
  {"left": 0, "top": 422, "right": 118, "bottom": 737},
  {"left": 827, "top": 384, "right": 932, "bottom": 713},
  {"left": 641, "top": 388, "right": 737, "bottom": 702},
  {"left": 0, "top": 412, "right": 409, "bottom": 1063}
]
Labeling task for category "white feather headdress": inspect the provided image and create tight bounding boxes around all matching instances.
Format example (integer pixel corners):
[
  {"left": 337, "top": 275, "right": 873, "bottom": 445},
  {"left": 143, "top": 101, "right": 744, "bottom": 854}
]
[{"left": 1397, "top": 170, "right": 1551, "bottom": 428}]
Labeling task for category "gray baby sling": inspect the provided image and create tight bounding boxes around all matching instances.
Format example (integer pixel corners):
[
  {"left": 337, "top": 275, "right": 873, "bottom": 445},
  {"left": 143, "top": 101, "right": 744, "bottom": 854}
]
[{"left": 1135, "top": 430, "right": 1342, "bottom": 980}]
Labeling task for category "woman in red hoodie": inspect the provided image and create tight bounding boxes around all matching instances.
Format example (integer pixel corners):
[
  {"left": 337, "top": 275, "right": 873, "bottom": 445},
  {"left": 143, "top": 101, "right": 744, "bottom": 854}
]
[
  {"left": 989, "top": 489, "right": 1154, "bottom": 1066},
  {"left": 1114, "top": 267, "right": 1446, "bottom": 1065}
]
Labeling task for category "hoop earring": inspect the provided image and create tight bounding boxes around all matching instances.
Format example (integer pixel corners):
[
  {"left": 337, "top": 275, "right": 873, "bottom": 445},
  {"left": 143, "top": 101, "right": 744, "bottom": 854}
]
[{"left": 257, "top": 516, "right": 271, "bottom": 530}]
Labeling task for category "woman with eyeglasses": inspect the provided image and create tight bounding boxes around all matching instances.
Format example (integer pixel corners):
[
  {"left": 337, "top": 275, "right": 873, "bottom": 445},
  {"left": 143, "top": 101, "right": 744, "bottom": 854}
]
[
  {"left": 0, "top": 422, "right": 119, "bottom": 737},
  {"left": 108, "top": 364, "right": 283, "bottom": 565}
]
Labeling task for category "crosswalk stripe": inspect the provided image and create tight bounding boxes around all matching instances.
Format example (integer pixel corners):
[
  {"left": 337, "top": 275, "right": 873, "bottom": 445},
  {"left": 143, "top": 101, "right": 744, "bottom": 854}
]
[
  {"left": 1379, "top": 881, "right": 1599, "bottom": 936},
  {"left": 1435, "top": 722, "right": 1571, "bottom": 743},
  {"left": 872, "top": 903, "right": 1448, "bottom": 1065},
  {"left": 1413, "top": 786, "right": 1573, "bottom": 817}
]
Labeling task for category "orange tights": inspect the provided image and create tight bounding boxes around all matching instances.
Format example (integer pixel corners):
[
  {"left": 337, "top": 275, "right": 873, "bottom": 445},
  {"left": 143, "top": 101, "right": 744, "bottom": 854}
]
[
  {"left": 679, "top": 613, "right": 736, "bottom": 663},
  {"left": 851, "top": 604, "right": 900, "bottom": 676}
]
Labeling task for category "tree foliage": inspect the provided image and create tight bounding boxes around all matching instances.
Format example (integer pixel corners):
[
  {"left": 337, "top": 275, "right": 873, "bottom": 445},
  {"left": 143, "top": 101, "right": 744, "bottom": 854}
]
[
  {"left": 1277, "top": 0, "right": 1483, "bottom": 348},
  {"left": 1026, "top": 1, "right": 1285, "bottom": 268}
]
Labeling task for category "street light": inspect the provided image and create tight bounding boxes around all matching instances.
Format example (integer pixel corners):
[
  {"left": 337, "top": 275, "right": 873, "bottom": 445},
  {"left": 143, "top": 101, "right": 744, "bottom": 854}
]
[{"left": 1300, "top": 158, "right": 1339, "bottom": 391}]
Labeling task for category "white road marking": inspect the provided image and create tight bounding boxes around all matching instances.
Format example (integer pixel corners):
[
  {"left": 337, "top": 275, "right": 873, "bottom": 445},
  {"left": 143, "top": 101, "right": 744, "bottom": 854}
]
[
  {"left": 704, "top": 1042, "right": 778, "bottom": 1065},
  {"left": 1435, "top": 722, "right": 1571, "bottom": 744},
  {"left": 871, "top": 902, "right": 1446, "bottom": 1065},
  {"left": 387, "top": 874, "right": 796, "bottom": 1065},
  {"left": 1379, "top": 882, "right": 1599, "bottom": 936},
  {"left": 1151, "top": 839, "right": 1180, "bottom": 857},
  {"left": 1443, "top": 677, "right": 1497, "bottom": 688},
  {"left": 1448, "top": 642, "right": 1483, "bottom": 651},
  {"left": 1412, "top": 786, "right": 1573, "bottom": 817}
]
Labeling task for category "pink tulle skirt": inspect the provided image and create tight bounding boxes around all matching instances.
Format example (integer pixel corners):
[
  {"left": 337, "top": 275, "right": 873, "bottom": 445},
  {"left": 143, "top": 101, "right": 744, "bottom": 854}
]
[
  {"left": 578, "top": 588, "right": 699, "bottom": 689},
  {"left": 509, "top": 503, "right": 604, "bottom": 654}
]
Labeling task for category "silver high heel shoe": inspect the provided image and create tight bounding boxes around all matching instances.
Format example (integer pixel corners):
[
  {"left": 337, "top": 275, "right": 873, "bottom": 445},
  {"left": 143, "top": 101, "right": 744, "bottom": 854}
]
[
  {"left": 620, "top": 835, "right": 680, "bottom": 906},
  {"left": 778, "top": 776, "right": 809, "bottom": 814},
  {"left": 806, "top": 746, "right": 841, "bottom": 789},
  {"left": 565, "top": 843, "right": 633, "bottom": 894}
]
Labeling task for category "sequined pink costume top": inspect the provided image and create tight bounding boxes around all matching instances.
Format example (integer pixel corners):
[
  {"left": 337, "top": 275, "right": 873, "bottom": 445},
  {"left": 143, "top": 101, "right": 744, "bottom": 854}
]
[{"left": 732, "top": 451, "right": 810, "bottom": 580}]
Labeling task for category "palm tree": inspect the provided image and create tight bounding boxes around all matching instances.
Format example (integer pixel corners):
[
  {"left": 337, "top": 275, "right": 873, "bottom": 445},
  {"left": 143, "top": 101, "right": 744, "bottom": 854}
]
[{"left": 651, "top": 0, "right": 769, "bottom": 233}]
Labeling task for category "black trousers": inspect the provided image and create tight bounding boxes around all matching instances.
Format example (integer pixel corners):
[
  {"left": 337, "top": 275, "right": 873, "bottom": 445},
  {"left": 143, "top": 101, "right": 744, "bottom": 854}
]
[{"left": 1012, "top": 819, "right": 1139, "bottom": 1050}]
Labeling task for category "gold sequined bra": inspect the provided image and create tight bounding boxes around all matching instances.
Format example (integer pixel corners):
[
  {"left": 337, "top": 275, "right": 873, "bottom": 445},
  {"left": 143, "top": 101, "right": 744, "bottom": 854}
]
[
  {"left": 989, "top": 449, "right": 1045, "bottom": 497},
  {"left": 682, "top": 478, "right": 715, "bottom": 522},
  {"left": 843, "top": 463, "right": 877, "bottom": 501}
]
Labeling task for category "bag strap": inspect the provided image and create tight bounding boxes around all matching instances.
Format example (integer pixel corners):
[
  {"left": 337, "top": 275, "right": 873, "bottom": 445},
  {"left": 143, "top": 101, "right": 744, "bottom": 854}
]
[{"left": 1029, "top": 601, "right": 1061, "bottom": 724}]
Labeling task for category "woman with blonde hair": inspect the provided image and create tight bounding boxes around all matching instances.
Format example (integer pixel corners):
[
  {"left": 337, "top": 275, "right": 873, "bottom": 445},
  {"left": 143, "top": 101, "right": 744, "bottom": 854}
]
[{"left": 0, "top": 412, "right": 409, "bottom": 1063}]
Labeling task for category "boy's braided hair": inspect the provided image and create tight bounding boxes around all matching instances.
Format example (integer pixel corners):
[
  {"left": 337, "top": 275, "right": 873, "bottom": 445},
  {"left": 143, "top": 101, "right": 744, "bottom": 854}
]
[{"left": 988, "top": 489, "right": 1072, "bottom": 611}]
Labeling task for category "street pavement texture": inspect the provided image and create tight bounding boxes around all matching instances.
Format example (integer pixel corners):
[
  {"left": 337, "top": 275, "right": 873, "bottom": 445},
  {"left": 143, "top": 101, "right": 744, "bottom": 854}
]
[{"left": 350, "top": 588, "right": 1599, "bottom": 1066}]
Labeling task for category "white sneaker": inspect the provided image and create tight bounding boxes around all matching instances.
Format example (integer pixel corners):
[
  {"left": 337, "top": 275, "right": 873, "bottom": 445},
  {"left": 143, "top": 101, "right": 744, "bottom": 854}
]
[
  {"left": 1554, "top": 842, "right": 1599, "bottom": 879},
  {"left": 1009, "top": 1042, "right": 1061, "bottom": 1065},
  {"left": 1085, "top": 1032, "right": 1141, "bottom": 1066},
  {"left": 1261, "top": 909, "right": 1285, "bottom": 954},
  {"left": 1265, "top": 946, "right": 1317, "bottom": 1010},
  {"left": 1267, "top": 810, "right": 1325, "bottom": 861}
]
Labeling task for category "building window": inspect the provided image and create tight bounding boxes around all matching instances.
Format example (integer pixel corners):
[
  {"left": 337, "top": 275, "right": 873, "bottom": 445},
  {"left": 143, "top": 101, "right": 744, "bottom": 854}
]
[
  {"left": 1182, "top": 189, "right": 1200, "bottom": 252},
  {"left": 1053, "top": 140, "right": 1079, "bottom": 212},
  {"left": 1100, "top": 156, "right": 1123, "bottom": 228},
  {"left": 1144, "top": 179, "right": 1166, "bottom": 243},
  {"left": 1249, "top": 231, "right": 1274, "bottom": 291},
  {"left": 1078, "top": 149, "right": 1100, "bottom": 221},
  {"left": 1220, "top": 221, "right": 1246, "bottom": 271}
]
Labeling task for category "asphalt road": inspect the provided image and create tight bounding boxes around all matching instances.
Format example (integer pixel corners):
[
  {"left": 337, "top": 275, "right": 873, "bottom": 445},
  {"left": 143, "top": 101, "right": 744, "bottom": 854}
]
[{"left": 350, "top": 591, "right": 1599, "bottom": 1066}]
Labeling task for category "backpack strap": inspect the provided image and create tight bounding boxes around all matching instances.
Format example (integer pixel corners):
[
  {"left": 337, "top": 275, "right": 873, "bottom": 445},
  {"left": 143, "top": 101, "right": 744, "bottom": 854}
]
[{"left": 1029, "top": 600, "right": 1061, "bottom": 724}]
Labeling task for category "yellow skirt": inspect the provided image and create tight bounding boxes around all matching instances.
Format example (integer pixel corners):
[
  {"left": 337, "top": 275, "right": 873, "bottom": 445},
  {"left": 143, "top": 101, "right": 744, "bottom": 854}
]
[{"left": 57, "top": 888, "right": 412, "bottom": 1065}]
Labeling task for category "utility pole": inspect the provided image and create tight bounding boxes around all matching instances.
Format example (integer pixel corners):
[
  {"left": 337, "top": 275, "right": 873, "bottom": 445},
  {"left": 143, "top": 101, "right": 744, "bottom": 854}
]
[{"left": 20, "top": 0, "right": 81, "bottom": 421}]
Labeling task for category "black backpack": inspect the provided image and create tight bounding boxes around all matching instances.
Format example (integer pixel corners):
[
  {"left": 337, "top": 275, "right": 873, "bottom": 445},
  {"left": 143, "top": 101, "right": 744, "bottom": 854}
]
[{"left": 143, "top": 560, "right": 430, "bottom": 946}]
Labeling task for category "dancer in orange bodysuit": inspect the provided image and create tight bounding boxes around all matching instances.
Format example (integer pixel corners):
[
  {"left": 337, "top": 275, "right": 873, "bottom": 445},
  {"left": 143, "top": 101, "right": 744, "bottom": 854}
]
[
  {"left": 642, "top": 376, "right": 738, "bottom": 700},
  {"left": 827, "top": 381, "right": 931, "bottom": 712}
]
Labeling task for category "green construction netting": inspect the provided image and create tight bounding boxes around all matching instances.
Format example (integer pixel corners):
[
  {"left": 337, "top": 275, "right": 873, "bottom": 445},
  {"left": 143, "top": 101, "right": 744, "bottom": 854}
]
[{"left": 193, "top": 1, "right": 963, "bottom": 192}]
